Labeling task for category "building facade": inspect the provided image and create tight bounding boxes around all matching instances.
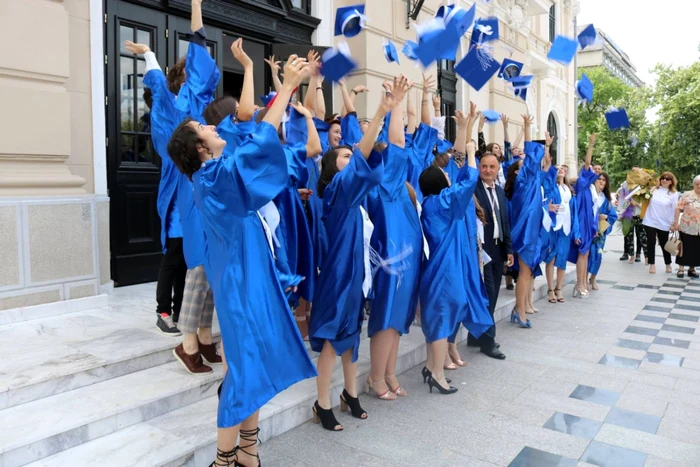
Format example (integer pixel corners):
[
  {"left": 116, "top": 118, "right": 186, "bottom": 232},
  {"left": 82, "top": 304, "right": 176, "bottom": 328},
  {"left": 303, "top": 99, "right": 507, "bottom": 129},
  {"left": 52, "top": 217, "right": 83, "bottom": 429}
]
[
  {"left": 0, "top": 0, "right": 579, "bottom": 316},
  {"left": 577, "top": 24, "right": 644, "bottom": 88}
]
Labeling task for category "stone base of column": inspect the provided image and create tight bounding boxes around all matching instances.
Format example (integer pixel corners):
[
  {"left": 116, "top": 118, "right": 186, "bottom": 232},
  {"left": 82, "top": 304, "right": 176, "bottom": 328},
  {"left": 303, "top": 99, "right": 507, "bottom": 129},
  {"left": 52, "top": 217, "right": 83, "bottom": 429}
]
[{"left": 0, "top": 156, "right": 87, "bottom": 196}]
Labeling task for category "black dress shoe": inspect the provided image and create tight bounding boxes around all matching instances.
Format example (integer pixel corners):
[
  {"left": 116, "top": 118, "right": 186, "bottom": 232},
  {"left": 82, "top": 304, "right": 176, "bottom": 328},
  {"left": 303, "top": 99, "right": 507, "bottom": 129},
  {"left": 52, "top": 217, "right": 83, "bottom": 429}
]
[
  {"left": 467, "top": 340, "right": 479, "bottom": 348},
  {"left": 494, "top": 342, "right": 501, "bottom": 349},
  {"left": 481, "top": 345, "right": 506, "bottom": 360}
]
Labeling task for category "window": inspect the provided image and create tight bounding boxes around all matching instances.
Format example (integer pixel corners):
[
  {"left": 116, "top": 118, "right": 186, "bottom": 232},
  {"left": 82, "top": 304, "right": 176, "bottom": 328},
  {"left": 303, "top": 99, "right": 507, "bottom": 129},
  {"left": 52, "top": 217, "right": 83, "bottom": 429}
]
[
  {"left": 291, "top": 0, "right": 310, "bottom": 14},
  {"left": 439, "top": 59, "right": 454, "bottom": 73},
  {"left": 549, "top": 5, "right": 556, "bottom": 43},
  {"left": 547, "top": 112, "right": 558, "bottom": 163}
]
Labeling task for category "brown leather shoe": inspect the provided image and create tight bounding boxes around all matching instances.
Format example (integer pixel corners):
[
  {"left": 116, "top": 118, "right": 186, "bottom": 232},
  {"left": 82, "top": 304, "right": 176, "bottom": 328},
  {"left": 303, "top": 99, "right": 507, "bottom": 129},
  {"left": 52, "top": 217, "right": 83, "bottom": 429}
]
[
  {"left": 173, "top": 344, "right": 213, "bottom": 374},
  {"left": 198, "top": 340, "right": 222, "bottom": 364}
]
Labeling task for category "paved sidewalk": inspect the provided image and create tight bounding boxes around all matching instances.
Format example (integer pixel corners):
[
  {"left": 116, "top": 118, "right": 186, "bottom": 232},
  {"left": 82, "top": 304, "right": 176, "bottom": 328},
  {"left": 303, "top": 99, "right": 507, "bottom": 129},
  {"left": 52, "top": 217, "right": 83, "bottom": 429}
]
[{"left": 258, "top": 234, "right": 700, "bottom": 467}]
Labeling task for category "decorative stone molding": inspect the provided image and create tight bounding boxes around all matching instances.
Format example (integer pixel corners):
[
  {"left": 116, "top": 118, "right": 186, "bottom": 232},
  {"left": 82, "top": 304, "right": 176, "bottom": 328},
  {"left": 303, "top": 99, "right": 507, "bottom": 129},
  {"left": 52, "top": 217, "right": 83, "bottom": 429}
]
[
  {"left": 562, "top": 0, "right": 581, "bottom": 15},
  {"left": 497, "top": 0, "right": 530, "bottom": 29}
]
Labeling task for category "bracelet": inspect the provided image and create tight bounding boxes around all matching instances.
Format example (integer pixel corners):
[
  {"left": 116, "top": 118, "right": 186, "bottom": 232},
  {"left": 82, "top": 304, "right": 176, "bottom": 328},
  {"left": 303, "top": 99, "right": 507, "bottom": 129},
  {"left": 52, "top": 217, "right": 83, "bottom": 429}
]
[
  {"left": 351, "top": 90, "right": 357, "bottom": 95},
  {"left": 316, "top": 86, "right": 323, "bottom": 90}
]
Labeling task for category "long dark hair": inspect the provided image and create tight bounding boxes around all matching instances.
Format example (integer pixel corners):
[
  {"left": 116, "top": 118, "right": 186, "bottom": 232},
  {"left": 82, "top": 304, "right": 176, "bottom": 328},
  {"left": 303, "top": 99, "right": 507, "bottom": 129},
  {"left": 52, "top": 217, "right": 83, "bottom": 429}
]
[
  {"left": 204, "top": 95, "right": 237, "bottom": 126},
  {"left": 598, "top": 172, "right": 612, "bottom": 201},
  {"left": 504, "top": 161, "right": 522, "bottom": 200},
  {"left": 167, "top": 117, "right": 202, "bottom": 180},
  {"left": 317, "top": 145, "right": 352, "bottom": 198},
  {"left": 474, "top": 195, "right": 487, "bottom": 224},
  {"left": 419, "top": 166, "right": 449, "bottom": 197},
  {"left": 166, "top": 56, "right": 186, "bottom": 95}
]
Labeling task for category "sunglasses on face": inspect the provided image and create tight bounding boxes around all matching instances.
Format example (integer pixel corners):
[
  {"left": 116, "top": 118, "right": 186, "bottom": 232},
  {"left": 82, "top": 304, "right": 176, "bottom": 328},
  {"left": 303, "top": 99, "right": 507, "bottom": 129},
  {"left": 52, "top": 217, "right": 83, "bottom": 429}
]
[{"left": 660, "top": 177, "right": 671, "bottom": 181}]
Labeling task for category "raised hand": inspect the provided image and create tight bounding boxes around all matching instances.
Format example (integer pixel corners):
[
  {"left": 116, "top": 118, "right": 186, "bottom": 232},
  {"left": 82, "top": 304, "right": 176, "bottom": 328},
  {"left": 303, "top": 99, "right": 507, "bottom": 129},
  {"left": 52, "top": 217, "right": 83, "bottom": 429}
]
[
  {"left": 230, "top": 38, "right": 252, "bottom": 68},
  {"left": 352, "top": 85, "right": 369, "bottom": 94},
  {"left": 290, "top": 101, "right": 312, "bottom": 118},
  {"left": 281, "top": 55, "right": 310, "bottom": 89},
  {"left": 589, "top": 133, "right": 597, "bottom": 145},
  {"left": 307, "top": 49, "right": 321, "bottom": 75},
  {"left": 389, "top": 75, "right": 411, "bottom": 104},
  {"left": 451, "top": 109, "right": 468, "bottom": 128},
  {"left": 124, "top": 41, "right": 150, "bottom": 55},
  {"left": 432, "top": 94, "right": 441, "bottom": 110},
  {"left": 545, "top": 130, "right": 554, "bottom": 147},
  {"left": 522, "top": 114, "right": 534, "bottom": 127},
  {"left": 501, "top": 114, "right": 509, "bottom": 127},
  {"left": 381, "top": 81, "right": 398, "bottom": 113},
  {"left": 478, "top": 113, "right": 486, "bottom": 130},
  {"left": 469, "top": 101, "right": 478, "bottom": 120},
  {"left": 264, "top": 55, "right": 282, "bottom": 74},
  {"left": 422, "top": 73, "right": 436, "bottom": 92}
]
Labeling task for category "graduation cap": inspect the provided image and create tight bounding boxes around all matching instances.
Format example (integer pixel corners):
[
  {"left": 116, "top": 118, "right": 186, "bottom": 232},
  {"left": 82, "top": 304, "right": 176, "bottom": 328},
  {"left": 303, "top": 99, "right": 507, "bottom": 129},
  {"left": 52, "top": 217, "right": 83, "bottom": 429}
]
[
  {"left": 436, "top": 139, "right": 453, "bottom": 154},
  {"left": 471, "top": 17, "right": 499, "bottom": 47},
  {"left": 506, "top": 74, "right": 533, "bottom": 101},
  {"left": 320, "top": 42, "right": 358, "bottom": 82},
  {"left": 576, "top": 73, "right": 594, "bottom": 104},
  {"left": 402, "top": 40, "right": 418, "bottom": 61},
  {"left": 383, "top": 39, "right": 400, "bottom": 64},
  {"left": 414, "top": 3, "right": 475, "bottom": 66},
  {"left": 605, "top": 107, "right": 630, "bottom": 130},
  {"left": 578, "top": 24, "right": 597, "bottom": 50},
  {"left": 498, "top": 58, "right": 523, "bottom": 79},
  {"left": 482, "top": 110, "right": 501, "bottom": 123},
  {"left": 334, "top": 4, "right": 367, "bottom": 38},
  {"left": 260, "top": 91, "right": 277, "bottom": 107},
  {"left": 547, "top": 35, "right": 579, "bottom": 65},
  {"left": 454, "top": 44, "right": 501, "bottom": 91}
]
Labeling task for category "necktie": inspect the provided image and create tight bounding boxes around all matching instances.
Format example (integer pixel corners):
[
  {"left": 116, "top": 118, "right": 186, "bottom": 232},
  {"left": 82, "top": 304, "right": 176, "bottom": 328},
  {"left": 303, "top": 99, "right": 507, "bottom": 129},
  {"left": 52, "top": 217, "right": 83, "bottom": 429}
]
[{"left": 488, "top": 187, "right": 504, "bottom": 242}]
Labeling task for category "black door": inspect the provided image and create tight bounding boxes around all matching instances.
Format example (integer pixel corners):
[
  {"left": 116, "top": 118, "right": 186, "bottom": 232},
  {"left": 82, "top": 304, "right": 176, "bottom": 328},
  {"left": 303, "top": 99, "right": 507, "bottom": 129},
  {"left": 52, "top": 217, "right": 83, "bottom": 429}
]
[
  {"left": 271, "top": 44, "right": 332, "bottom": 118},
  {"left": 107, "top": 2, "right": 167, "bottom": 286}
]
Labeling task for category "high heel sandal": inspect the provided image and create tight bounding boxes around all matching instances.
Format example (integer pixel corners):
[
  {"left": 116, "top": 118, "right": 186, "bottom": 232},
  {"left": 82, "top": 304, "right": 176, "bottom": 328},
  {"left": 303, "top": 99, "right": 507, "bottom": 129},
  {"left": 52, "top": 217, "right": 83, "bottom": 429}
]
[
  {"left": 312, "top": 401, "right": 343, "bottom": 431},
  {"left": 573, "top": 285, "right": 589, "bottom": 299},
  {"left": 234, "top": 427, "right": 261, "bottom": 467},
  {"left": 554, "top": 288, "right": 565, "bottom": 303},
  {"left": 210, "top": 447, "right": 238, "bottom": 467},
  {"left": 385, "top": 375, "right": 408, "bottom": 397},
  {"left": 421, "top": 366, "right": 451, "bottom": 384},
  {"left": 365, "top": 377, "right": 397, "bottom": 400},
  {"left": 427, "top": 375, "right": 458, "bottom": 395},
  {"left": 548, "top": 289, "right": 557, "bottom": 303},
  {"left": 510, "top": 309, "right": 532, "bottom": 329},
  {"left": 589, "top": 279, "right": 599, "bottom": 291},
  {"left": 339, "top": 389, "right": 368, "bottom": 419},
  {"left": 448, "top": 348, "right": 467, "bottom": 367}
]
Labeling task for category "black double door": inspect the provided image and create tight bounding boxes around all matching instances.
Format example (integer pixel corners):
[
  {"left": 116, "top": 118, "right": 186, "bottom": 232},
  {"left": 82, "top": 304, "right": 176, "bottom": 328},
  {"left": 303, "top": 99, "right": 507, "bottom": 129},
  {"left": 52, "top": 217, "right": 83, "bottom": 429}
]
[{"left": 106, "top": 1, "right": 328, "bottom": 286}]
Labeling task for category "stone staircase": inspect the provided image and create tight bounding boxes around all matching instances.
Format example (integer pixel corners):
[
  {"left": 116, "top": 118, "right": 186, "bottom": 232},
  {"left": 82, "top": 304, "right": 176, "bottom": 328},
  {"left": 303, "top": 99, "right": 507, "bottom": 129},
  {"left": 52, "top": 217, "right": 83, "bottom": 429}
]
[{"left": 0, "top": 273, "right": 573, "bottom": 467}]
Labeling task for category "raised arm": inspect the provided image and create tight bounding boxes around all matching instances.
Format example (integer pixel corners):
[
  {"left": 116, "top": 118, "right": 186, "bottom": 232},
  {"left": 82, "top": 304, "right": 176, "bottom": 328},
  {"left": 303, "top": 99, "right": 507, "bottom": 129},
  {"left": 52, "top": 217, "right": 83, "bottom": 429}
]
[
  {"left": 420, "top": 74, "right": 434, "bottom": 125},
  {"left": 466, "top": 101, "right": 478, "bottom": 148},
  {"left": 338, "top": 81, "right": 359, "bottom": 117},
  {"left": 466, "top": 139, "right": 477, "bottom": 169},
  {"left": 264, "top": 55, "right": 283, "bottom": 93},
  {"left": 433, "top": 93, "right": 441, "bottom": 118},
  {"left": 583, "top": 133, "right": 597, "bottom": 170},
  {"left": 513, "top": 127, "right": 525, "bottom": 149},
  {"left": 502, "top": 114, "right": 510, "bottom": 145},
  {"left": 230, "top": 39, "right": 255, "bottom": 122},
  {"left": 315, "top": 75, "right": 326, "bottom": 118},
  {"left": 264, "top": 55, "right": 309, "bottom": 129},
  {"left": 191, "top": 0, "right": 203, "bottom": 32},
  {"left": 303, "top": 50, "right": 321, "bottom": 115},
  {"left": 406, "top": 87, "right": 417, "bottom": 135},
  {"left": 291, "top": 102, "right": 322, "bottom": 157},
  {"left": 358, "top": 77, "right": 408, "bottom": 158},
  {"left": 523, "top": 114, "right": 533, "bottom": 142},
  {"left": 452, "top": 109, "right": 468, "bottom": 154},
  {"left": 543, "top": 130, "right": 554, "bottom": 172},
  {"left": 388, "top": 78, "right": 411, "bottom": 148}
]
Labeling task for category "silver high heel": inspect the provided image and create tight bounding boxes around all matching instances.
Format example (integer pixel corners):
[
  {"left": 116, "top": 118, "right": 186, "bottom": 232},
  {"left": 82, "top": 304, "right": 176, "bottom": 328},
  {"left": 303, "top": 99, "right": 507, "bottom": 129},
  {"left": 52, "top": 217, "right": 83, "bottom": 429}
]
[{"left": 573, "top": 285, "right": 589, "bottom": 299}]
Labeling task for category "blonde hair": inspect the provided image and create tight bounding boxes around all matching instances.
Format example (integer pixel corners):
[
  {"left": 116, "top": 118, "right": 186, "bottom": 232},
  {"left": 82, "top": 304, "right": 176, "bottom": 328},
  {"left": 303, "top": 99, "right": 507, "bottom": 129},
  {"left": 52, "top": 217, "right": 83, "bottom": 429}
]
[{"left": 405, "top": 182, "right": 418, "bottom": 210}]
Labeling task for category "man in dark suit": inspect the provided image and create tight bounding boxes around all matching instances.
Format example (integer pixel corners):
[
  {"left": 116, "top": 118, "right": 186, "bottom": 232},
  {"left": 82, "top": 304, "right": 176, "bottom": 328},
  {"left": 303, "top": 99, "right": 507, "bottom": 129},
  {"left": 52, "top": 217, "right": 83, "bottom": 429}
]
[{"left": 468, "top": 152, "right": 513, "bottom": 360}]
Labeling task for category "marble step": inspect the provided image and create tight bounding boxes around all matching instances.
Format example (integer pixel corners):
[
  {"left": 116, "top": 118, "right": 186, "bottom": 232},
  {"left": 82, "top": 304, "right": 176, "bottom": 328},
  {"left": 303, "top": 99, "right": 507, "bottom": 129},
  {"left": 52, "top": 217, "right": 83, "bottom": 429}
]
[{"left": 24, "top": 325, "right": 438, "bottom": 467}]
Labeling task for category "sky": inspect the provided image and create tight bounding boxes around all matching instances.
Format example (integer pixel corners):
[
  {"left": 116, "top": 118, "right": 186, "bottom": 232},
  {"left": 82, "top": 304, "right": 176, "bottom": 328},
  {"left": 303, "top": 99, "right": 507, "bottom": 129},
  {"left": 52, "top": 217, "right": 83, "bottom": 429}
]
[{"left": 577, "top": 0, "right": 700, "bottom": 86}]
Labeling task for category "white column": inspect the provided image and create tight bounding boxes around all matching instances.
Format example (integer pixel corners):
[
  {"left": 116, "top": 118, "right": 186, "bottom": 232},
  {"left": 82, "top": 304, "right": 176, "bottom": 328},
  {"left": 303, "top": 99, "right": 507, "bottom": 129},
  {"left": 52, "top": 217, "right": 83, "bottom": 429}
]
[
  {"left": 90, "top": 0, "right": 108, "bottom": 197},
  {"left": 311, "top": 0, "right": 334, "bottom": 47}
]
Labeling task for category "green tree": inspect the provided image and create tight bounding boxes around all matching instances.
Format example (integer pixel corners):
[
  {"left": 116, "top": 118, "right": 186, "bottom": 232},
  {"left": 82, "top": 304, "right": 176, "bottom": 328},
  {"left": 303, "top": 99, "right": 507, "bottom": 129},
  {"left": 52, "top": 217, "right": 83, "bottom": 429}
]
[
  {"left": 577, "top": 67, "right": 654, "bottom": 188},
  {"left": 652, "top": 62, "right": 700, "bottom": 189}
]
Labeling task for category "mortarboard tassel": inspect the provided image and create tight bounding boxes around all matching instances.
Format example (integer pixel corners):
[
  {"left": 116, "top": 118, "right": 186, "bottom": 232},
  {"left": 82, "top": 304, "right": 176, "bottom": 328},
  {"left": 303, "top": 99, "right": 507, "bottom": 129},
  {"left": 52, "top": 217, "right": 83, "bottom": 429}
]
[{"left": 369, "top": 241, "right": 415, "bottom": 290}]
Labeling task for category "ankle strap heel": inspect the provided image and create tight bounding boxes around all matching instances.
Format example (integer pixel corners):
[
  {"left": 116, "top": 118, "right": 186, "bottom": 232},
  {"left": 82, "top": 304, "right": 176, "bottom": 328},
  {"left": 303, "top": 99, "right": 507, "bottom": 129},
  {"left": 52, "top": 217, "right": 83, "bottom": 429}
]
[
  {"left": 210, "top": 447, "right": 238, "bottom": 467},
  {"left": 234, "top": 428, "right": 261, "bottom": 467}
]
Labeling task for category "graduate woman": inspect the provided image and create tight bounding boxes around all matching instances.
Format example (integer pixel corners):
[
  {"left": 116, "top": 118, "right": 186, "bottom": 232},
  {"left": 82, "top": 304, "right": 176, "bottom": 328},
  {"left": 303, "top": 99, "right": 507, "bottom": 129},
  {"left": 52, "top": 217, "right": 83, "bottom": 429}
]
[
  {"left": 588, "top": 172, "right": 618, "bottom": 290},
  {"left": 418, "top": 111, "right": 493, "bottom": 395},
  {"left": 309, "top": 77, "right": 410, "bottom": 431},
  {"left": 366, "top": 77, "right": 423, "bottom": 401},
  {"left": 167, "top": 57, "right": 317, "bottom": 467},
  {"left": 503, "top": 115, "right": 545, "bottom": 327},
  {"left": 568, "top": 133, "right": 599, "bottom": 298}
]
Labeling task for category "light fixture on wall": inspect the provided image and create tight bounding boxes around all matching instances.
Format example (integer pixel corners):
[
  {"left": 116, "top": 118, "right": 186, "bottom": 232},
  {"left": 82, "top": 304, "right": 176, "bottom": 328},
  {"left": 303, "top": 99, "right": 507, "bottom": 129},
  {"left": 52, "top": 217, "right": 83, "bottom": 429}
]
[{"left": 406, "top": 0, "right": 426, "bottom": 28}]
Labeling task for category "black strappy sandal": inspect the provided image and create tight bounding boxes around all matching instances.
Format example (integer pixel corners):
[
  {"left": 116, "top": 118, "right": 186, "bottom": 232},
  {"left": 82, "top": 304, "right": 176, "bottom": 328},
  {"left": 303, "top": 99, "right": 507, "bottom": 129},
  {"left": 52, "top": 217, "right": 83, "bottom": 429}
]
[
  {"left": 235, "top": 427, "right": 261, "bottom": 467},
  {"left": 210, "top": 447, "right": 238, "bottom": 467},
  {"left": 339, "top": 389, "right": 368, "bottom": 419},
  {"left": 312, "top": 400, "right": 343, "bottom": 431}
]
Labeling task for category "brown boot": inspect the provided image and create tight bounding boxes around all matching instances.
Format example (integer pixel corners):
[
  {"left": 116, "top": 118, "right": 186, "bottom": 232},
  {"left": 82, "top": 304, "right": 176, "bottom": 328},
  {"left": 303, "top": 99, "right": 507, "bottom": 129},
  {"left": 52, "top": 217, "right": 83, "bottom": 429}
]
[
  {"left": 173, "top": 344, "right": 213, "bottom": 374},
  {"left": 198, "top": 340, "right": 222, "bottom": 365}
]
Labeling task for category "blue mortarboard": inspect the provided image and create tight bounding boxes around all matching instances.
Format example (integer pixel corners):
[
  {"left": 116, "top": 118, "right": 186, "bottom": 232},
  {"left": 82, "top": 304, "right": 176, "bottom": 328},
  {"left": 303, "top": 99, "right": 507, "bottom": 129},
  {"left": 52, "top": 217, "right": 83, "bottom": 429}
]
[
  {"left": 334, "top": 5, "right": 367, "bottom": 38},
  {"left": 471, "top": 17, "right": 499, "bottom": 46},
  {"left": 482, "top": 110, "right": 501, "bottom": 123},
  {"left": 506, "top": 74, "right": 533, "bottom": 101},
  {"left": 454, "top": 44, "right": 501, "bottom": 91},
  {"left": 547, "top": 35, "right": 579, "bottom": 65},
  {"left": 498, "top": 58, "right": 523, "bottom": 79},
  {"left": 402, "top": 40, "right": 418, "bottom": 61},
  {"left": 414, "top": 3, "right": 475, "bottom": 66},
  {"left": 576, "top": 73, "right": 594, "bottom": 104},
  {"left": 436, "top": 139, "right": 453, "bottom": 154},
  {"left": 321, "top": 42, "right": 357, "bottom": 82},
  {"left": 383, "top": 39, "right": 400, "bottom": 64},
  {"left": 260, "top": 91, "right": 276, "bottom": 107},
  {"left": 578, "top": 24, "right": 597, "bottom": 50},
  {"left": 605, "top": 108, "right": 630, "bottom": 130}
]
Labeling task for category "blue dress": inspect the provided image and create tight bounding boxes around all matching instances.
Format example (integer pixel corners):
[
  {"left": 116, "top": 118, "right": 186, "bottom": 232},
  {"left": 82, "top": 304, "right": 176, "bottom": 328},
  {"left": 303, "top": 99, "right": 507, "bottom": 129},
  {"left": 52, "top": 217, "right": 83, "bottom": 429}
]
[
  {"left": 408, "top": 124, "right": 439, "bottom": 203},
  {"left": 553, "top": 188, "right": 581, "bottom": 270},
  {"left": 192, "top": 123, "right": 316, "bottom": 428},
  {"left": 588, "top": 198, "right": 618, "bottom": 275},
  {"left": 309, "top": 149, "right": 384, "bottom": 362},
  {"left": 509, "top": 142, "right": 546, "bottom": 271},
  {"left": 540, "top": 166, "right": 561, "bottom": 265},
  {"left": 366, "top": 144, "right": 423, "bottom": 337},
  {"left": 568, "top": 168, "right": 600, "bottom": 263},
  {"left": 419, "top": 165, "right": 494, "bottom": 343}
]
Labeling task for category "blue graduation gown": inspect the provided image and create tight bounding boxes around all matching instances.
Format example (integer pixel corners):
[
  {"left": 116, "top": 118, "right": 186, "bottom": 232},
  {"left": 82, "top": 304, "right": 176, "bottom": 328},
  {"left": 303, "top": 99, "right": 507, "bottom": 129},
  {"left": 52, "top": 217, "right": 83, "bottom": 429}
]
[
  {"left": 463, "top": 197, "right": 491, "bottom": 326},
  {"left": 588, "top": 198, "right": 618, "bottom": 275},
  {"left": 340, "top": 112, "right": 363, "bottom": 147},
  {"left": 366, "top": 144, "right": 423, "bottom": 337},
  {"left": 309, "top": 149, "right": 384, "bottom": 362},
  {"left": 554, "top": 193, "right": 581, "bottom": 270},
  {"left": 419, "top": 165, "right": 494, "bottom": 343},
  {"left": 408, "top": 123, "right": 439, "bottom": 203},
  {"left": 540, "top": 165, "right": 561, "bottom": 265},
  {"left": 193, "top": 123, "right": 316, "bottom": 428},
  {"left": 509, "top": 142, "right": 546, "bottom": 271},
  {"left": 568, "top": 168, "right": 600, "bottom": 262}
]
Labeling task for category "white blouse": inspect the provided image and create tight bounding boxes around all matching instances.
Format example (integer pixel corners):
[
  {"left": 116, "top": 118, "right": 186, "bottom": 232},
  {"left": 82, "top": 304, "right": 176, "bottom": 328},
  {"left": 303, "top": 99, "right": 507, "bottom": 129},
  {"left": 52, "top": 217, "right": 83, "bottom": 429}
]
[{"left": 643, "top": 187, "right": 679, "bottom": 231}]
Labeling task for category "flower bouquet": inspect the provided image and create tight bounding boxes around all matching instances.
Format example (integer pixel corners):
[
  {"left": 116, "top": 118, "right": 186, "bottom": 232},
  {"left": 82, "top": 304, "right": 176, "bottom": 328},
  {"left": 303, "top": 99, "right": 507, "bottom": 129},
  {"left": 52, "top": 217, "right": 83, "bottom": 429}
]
[{"left": 616, "top": 168, "right": 656, "bottom": 236}]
